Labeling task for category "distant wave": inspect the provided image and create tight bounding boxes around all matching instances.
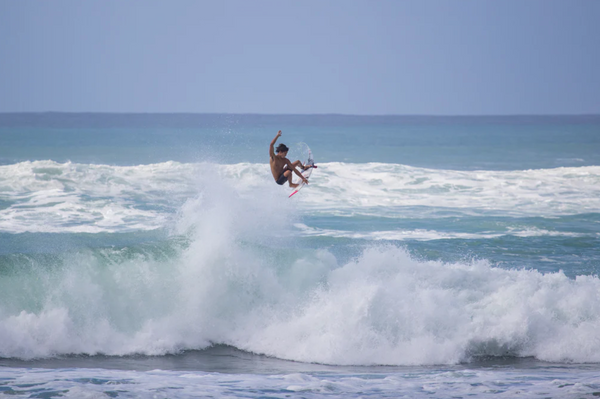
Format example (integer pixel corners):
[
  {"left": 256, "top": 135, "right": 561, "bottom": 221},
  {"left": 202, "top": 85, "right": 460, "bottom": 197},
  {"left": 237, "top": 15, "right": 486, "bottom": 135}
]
[
  {"left": 0, "top": 160, "right": 202, "bottom": 233},
  {"left": 0, "top": 160, "right": 599, "bottom": 233},
  {"left": 294, "top": 223, "right": 596, "bottom": 241},
  {"left": 293, "top": 162, "right": 600, "bottom": 217}
]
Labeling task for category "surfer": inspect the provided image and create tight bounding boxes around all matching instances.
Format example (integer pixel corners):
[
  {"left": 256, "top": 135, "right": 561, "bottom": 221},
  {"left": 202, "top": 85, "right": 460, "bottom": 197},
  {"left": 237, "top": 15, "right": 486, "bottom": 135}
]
[{"left": 269, "top": 130, "right": 309, "bottom": 188}]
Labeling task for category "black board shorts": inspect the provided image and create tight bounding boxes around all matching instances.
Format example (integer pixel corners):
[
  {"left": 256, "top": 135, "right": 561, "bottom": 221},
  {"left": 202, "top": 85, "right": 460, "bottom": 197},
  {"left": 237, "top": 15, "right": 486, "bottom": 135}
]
[{"left": 276, "top": 170, "right": 288, "bottom": 185}]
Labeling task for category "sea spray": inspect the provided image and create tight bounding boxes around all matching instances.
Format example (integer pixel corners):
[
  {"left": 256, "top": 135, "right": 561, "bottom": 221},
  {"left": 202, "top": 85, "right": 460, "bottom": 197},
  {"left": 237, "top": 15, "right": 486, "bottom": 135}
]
[
  {"left": 0, "top": 171, "right": 296, "bottom": 358},
  {"left": 242, "top": 246, "right": 600, "bottom": 365},
  {"left": 1, "top": 172, "right": 600, "bottom": 364}
]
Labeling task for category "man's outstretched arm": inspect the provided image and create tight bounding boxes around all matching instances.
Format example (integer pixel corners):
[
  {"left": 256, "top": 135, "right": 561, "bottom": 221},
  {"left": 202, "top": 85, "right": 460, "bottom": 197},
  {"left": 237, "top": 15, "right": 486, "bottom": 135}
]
[{"left": 269, "top": 130, "right": 282, "bottom": 158}]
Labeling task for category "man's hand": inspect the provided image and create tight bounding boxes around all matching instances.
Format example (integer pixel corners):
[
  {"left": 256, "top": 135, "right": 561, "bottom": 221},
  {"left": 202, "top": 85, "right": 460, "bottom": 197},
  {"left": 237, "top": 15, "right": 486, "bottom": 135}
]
[
  {"left": 270, "top": 130, "right": 283, "bottom": 156},
  {"left": 302, "top": 177, "right": 309, "bottom": 184}
]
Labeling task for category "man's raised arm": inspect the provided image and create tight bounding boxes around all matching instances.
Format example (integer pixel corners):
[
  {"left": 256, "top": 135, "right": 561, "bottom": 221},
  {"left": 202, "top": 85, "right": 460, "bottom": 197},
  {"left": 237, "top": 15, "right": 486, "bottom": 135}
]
[{"left": 269, "top": 130, "right": 282, "bottom": 158}]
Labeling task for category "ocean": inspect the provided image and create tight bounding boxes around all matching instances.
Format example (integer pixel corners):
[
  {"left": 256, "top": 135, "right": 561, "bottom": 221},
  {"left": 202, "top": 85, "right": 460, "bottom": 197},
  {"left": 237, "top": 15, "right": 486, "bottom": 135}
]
[{"left": 1, "top": 113, "right": 600, "bottom": 398}]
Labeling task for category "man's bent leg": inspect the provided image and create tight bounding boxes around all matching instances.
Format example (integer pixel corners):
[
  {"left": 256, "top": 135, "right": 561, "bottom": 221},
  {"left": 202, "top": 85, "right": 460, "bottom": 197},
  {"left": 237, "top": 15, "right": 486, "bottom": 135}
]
[
  {"left": 286, "top": 170, "right": 298, "bottom": 188},
  {"left": 291, "top": 160, "right": 307, "bottom": 170}
]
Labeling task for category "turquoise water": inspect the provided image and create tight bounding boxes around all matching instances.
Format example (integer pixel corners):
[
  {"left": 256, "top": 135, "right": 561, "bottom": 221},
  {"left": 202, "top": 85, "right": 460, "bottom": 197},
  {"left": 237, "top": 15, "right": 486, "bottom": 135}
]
[
  {"left": 2, "top": 114, "right": 600, "bottom": 168},
  {"left": 1, "top": 113, "right": 600, "bottom": 397}
]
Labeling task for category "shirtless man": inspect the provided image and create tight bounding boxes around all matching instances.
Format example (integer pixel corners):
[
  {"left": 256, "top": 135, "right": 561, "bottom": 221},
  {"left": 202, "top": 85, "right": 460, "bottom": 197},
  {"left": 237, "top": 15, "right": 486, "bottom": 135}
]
[{"left": 269, "top": 130, "right": 308, "bottom": 188}]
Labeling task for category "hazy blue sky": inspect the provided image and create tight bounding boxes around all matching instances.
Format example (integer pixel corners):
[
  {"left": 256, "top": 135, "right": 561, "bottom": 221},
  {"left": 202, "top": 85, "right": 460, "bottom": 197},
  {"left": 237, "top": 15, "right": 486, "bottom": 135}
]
[{"left": 1, "top": 0, "right": 599, "bottom": 115}]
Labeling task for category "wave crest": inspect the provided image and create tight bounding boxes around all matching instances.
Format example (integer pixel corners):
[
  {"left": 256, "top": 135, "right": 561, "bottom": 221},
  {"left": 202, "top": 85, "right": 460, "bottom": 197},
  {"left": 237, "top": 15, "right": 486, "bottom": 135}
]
[{"left": 1, "top": 161, "right": 599, "bottom": 233}]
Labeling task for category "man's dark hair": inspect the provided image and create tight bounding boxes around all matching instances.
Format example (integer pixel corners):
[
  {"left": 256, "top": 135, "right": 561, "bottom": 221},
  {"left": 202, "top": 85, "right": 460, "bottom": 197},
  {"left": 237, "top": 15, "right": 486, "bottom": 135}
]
[{"left": 276, "top": 143, "right": 289, "bottom": 153}]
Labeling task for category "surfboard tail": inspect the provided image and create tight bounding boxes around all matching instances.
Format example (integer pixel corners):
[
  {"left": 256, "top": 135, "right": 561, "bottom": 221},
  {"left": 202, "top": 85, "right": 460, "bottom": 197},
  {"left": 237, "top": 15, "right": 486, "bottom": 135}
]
[{"left": 289, "top": 190, "right": 299, "bottom": 198}]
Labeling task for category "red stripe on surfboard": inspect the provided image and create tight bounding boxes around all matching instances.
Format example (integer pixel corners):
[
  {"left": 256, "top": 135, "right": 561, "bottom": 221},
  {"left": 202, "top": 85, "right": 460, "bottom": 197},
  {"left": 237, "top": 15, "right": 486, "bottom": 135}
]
[{"left": 289, "top": 189, "right": 299, "bottom": 198}]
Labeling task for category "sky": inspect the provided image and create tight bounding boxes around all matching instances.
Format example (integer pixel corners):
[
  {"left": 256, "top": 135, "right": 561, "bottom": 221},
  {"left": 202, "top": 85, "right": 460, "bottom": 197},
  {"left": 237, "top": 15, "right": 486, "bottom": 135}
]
[{"left": 0, "top": 0, "right": 599, "bottom": 115}]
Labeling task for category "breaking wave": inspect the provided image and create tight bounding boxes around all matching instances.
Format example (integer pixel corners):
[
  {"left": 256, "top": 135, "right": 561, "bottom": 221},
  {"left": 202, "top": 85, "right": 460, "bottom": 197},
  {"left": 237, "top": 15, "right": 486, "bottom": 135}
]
[{"left": 1, "top": 167, "right": 600, "bottom": 365}]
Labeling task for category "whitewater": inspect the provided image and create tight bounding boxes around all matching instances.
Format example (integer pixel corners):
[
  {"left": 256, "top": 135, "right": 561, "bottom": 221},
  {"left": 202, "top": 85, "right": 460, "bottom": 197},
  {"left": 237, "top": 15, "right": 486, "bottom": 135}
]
[
  {"left": 2, "top": 160, "right": 599, "bottom": 233},
  {"left": 1, "top": 160, "right": 600, "bottom": 366},
  {"left": 1, "top": 114, "right": 600, "bottom": 398}
]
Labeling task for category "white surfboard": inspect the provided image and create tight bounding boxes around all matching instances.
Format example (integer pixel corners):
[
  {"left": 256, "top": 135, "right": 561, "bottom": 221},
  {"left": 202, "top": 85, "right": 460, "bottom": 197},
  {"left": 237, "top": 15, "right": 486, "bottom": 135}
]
[{"left": 289, "top": 143, "right": 316, "bottom": 198}]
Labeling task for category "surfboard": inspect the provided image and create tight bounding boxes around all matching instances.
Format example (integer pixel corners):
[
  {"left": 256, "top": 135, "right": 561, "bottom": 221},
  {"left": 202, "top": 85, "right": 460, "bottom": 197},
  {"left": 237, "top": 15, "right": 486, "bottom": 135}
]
[{"left": 289, "top": 143, "right": 316, "bottom": 198}]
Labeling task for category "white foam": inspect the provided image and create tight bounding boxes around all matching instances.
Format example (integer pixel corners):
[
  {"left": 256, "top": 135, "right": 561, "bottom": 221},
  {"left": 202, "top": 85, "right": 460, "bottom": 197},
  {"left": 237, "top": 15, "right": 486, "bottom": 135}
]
[
  {"left": 0, "top": 160, "right": 202, "bottom": 233},
  {"left": 239, "top": 247, "right": 600, "bottom": 365},
  {"left": 1, "top": 177, "right": 600, "bottom": 365},
  {"left": 294, "top": 223, "right": 590, "bottom": 241},
  {"left": 284, "top": 162, "right": 600, "bottom": 218},
  {"left": 1, "top": 367, "right": 600, "bottom": 398},
  {"left": 1, "top": 161, "right": 599, "bottom": 233}
]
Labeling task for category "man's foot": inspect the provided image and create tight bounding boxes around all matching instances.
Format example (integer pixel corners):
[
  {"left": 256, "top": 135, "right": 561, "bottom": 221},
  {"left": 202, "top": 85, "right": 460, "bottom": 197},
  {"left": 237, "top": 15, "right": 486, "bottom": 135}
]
[{"left": 290, "top": 183, "right": 299, "bottom": 188}]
